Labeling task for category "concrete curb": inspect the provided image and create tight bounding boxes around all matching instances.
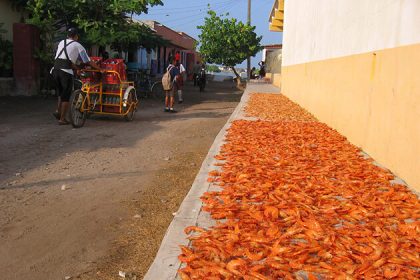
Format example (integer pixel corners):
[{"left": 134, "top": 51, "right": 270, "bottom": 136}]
[{"left": 143, "top": 83, "right": 280, "bottom": 280}]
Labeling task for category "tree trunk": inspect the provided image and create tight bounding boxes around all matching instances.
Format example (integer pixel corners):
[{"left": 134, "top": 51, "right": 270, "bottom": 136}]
[{"left": 231, "top": 66, "right": 242, "bottom": 87}]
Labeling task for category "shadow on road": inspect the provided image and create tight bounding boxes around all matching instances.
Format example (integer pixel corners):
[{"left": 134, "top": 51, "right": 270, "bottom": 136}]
[{"left": 0, "top": 80, "right": 242, "bottom": 187}]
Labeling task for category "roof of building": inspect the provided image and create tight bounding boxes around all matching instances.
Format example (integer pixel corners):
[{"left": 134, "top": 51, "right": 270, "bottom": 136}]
[
  {"left": 269, "top": 0, "right": 284, "bottom": 32},
  {"left": 263, "top": 44, "right": 283, "bottom": 49},
  {"left": 139, "top": 20, "right": 196, "bottom": 50}
]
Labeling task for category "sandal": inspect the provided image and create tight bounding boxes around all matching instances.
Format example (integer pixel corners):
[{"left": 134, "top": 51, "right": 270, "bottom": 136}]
[{"left": 58, "top": 120, "right": 70, "bottom": 125}]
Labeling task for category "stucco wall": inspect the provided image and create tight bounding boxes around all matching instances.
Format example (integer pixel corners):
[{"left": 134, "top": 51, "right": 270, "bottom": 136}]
[
  {"left": 281, "top": 0, "right": 420, "bottom": 190},
  {"left": 0, "top": 0, "right": 22, "bottom": 41},
  {"left": 282, "top": 0, "right": 420, "bottom": 66}
]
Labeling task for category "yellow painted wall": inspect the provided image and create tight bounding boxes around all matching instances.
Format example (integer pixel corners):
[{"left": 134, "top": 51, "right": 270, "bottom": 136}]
[
  {"left": 282, "top": 43, "right": 420, "bottom": 191},
  {"left": 272, "top": 73, "right": 281, "bottom": 88},
  {"left": 264, "top": 73, "right": 281, "bottom": 89}
]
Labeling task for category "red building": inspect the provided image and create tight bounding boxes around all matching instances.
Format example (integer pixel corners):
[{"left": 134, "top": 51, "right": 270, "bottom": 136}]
[{"left": 141, "top": 20, "right": 199, "bottom": 76}]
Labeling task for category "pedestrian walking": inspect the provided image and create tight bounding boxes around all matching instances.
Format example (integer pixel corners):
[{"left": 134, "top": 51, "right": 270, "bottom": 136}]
[
  {"left": 162, "top": 61, "right": 180, "bottom": 113},
  {"left": 258, "top": 61, "right": 266, "bottom": 79},
  {"left": 250, "top": 67, "right": 257, "bottom": 79},
  {"left": 175, "top": 51, "right": 181, "bottom": 63},
  {"left": 193, "top": 61, "right": 201, "bottom": 86},
  {"left": 198, "top": 63, "right": 206, "bottom": 92},
  {"left": 176, "top": 62, "right": 186, "bottom": 103},
  {"left": 51, "top": 27, "right": 102, "bottom": 125}
]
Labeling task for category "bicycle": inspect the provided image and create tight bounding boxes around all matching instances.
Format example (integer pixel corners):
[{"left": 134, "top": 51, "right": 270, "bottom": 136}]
[
  {"left": 127, "top": 69, "right": 164, "bottom": 100},
  {"left": 70, "top": 68, "right": 138, "bottom": 128}
]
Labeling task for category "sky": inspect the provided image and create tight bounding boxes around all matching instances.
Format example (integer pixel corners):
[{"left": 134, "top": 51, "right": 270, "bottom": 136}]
[{"left": 135, "top": 0, "right": 283, "bottom": 68}]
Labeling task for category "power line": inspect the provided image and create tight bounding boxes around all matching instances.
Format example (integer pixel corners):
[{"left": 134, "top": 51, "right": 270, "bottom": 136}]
[
  {"left": 169, "top": 0, "right": 243, "bottom": 30},
  {"left": 154, "top": 0, "right": 237, "bottom": 26},
  {"left": 145, "top": 0, "right": 234, "bottom": 14}
]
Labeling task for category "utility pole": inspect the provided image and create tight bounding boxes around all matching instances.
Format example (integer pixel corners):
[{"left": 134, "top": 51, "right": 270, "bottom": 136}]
[{"left": 247, "top": 0, "right": 251, "bottom": 81}]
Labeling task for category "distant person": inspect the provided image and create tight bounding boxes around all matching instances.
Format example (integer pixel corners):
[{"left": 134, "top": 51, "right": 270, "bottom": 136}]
[
  {"left": 258, "top": 61, "right": 266, "bottom": 79},
  {"left": 51, "top": 27, "right": 102, "bottom": 125},
  {"left": 162, "top": 61, "right": 180, "bottom": 113},
  {"left": 176, "top": 62, "right": 186, "bottom": 103},
  {"left": 250, "top": 67, "right": 257, "bottom": 79},
  {"left": 175, "top": 51, "right": 181, "bottom": 63},
  {"left": 193, "top": 61, "right": 201, "bottom": 86},
  {"left": 198, "top": 64, "right": 206, "bottom": 92}
]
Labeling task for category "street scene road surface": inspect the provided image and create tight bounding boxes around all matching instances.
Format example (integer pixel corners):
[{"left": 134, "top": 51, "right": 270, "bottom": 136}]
[{"left": 0, "top": 81, "right": 242, "bottom": 280}]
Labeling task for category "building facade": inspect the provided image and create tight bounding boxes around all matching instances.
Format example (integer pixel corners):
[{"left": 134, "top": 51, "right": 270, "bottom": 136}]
[
  {"left": 271, "top": 0, "right": 420, "bottom": 190},
  {"left": 262, "top": 44, "right": 282, "bottom": 87},
  {"left": 138, "top": 21, "right": 198, "bottom": 77}
]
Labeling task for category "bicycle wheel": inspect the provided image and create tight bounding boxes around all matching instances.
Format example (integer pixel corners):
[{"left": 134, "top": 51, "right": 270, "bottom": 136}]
[
  {"left": 70, "top": 89, "right": 88, "bottom": 128},
  {"left": 123, "top": 88, "right": 137, "bottom": 121},
  {"left": 151, "top": 81, "right": 164, "bottom": 101}
]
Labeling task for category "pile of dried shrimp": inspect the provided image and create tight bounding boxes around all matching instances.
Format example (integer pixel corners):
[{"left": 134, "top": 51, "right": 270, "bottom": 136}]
[
  {"left": 245, "top": 93, "right": 317, "bottom": 122},
  {"left": 179, "top": 120, "right": 419, "bottom": 279}
]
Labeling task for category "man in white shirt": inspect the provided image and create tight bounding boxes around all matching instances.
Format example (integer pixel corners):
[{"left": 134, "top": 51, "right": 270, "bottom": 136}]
[{"left": 52, "top": 27, "right": 101, "bottom": 125}]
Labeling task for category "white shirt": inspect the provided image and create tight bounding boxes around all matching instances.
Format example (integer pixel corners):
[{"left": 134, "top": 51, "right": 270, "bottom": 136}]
[{"left": 54, "top": 39, "right": 90, "bottom": 75}]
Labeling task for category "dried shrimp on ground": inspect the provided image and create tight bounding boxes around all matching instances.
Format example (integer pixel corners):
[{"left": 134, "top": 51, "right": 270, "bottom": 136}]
[
  {"left": 179, "top": 96, "right": 419, "bottom": 279},
  {"left": 245, "top": 93, "right": 317, "bottom": 122}
]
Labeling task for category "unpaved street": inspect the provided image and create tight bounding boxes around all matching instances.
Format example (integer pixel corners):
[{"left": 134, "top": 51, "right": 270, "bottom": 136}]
[{"left": 0, "top": 81, "right": 241, "bottom": 280}]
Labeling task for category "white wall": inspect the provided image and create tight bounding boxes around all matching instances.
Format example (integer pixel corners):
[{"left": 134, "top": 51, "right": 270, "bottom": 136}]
[{"left": 282, "top": 0, "right": 420, "bottom": 66}]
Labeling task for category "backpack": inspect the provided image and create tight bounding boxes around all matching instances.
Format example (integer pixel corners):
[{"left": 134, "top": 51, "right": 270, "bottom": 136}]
[{"left": 162, "top": 65, "right": 174, "bottom": 90}]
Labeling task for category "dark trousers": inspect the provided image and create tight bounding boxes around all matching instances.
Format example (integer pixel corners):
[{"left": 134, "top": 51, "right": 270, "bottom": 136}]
[{"left": 53, "top": 69, "right": 73, "bottom": 102}]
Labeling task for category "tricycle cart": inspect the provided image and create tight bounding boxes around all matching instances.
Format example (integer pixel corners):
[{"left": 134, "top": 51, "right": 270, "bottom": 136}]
[{"left": 70, "top": 58, "right": 138, "bottom": 128}]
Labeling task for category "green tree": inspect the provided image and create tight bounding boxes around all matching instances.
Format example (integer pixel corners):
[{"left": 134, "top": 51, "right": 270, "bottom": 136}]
[
  {"left": 206, "top": 64, "right": 221, "bottom": 73},
  {"left": 25, "top": 0, "right": 164, "bottom": 49},
  {"left": 17, "top": 0, "right": 166, "bottom": 90},
  {"left": 198, "top": 10, "right": 262, "bottom": 83},
  {"left": 0, "top": 23, "right": 13, "bottom": 77}
]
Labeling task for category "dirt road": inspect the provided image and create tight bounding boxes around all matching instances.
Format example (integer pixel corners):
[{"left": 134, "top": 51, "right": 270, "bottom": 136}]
[{"left": 0, "top": 81, "right": 241, "bottom": 279}]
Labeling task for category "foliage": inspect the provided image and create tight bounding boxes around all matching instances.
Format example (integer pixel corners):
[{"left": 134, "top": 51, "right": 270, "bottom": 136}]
[
  {"left": 198, "top": 10, "right": 262, "bottom": 79},
  {"left": 9, "top": 0, "right": 29, "bottom": 10},
  {"left": 206, "top": 64, "right": 221, "bottom": 73},
  {"left": 25, "top": 0, "right": 164, "bottom": 49},
  {"left": 0, "top": 23, "right": 13, "bottom": 76},
  {"left": 19, "top": 0, "right": 166, "bottom": 89}
]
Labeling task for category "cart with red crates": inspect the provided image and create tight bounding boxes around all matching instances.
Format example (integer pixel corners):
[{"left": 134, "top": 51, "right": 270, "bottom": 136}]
[{"left": 70, "top": 58, "right": 138, "bottom": 128}]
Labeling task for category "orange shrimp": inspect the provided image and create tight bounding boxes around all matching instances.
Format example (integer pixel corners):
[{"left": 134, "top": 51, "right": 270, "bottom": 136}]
[
  {"left": 245, "top": 248, "right": 265, "bottom": 261},
  {"left": 383, "top": 264, "right": 401, "bottom": 279},
  {"left": 307, "top": 272, "right": 318, "bottom": 280},
  {"left": 226, "top": 258, "right": 247, "bottom": 275},
  {"left": 184, "top": 226, "right": 207, "bottom": 234},
  {"left": 178, "top": 270, "right": 191, "bottom": 280},
  {"left": 264, "top": 206, "right": 279, "bottom": 219},
  {"left": 246, "top": 271, "right": 272, "bottom": 280}
]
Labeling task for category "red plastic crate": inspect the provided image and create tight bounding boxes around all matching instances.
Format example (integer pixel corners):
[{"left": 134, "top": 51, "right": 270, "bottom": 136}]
[
  {"left": 91, "top": 56, "right": 103, "bottom": 64},
  {"left": 101, "top": 59, "right": 126, "bottom": 84},
  {"left": 81, "top": 57, "right": 103, "bottom": 83}
]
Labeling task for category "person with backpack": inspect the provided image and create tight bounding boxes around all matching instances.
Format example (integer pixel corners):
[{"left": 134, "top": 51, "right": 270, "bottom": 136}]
[
  {"left": 162, "top": 61, "right": 180, "bottom": 113},
  {"left": 51, "top": 27, "right": 102, "bottom": 125}
]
